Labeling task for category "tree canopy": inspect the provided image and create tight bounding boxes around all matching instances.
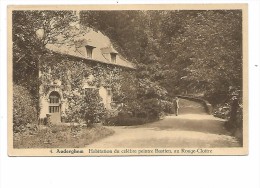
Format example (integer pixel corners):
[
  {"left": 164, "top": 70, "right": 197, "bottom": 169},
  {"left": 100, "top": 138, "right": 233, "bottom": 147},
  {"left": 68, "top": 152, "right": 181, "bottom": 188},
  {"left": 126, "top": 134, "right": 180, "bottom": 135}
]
[
  {"left": 80, "top": 10, "right": 243, "bottom": 104},
  {"left": 13, "top": 10, "right": 79, "bottom": 94},
  {"left": 13, "top": 9, "right": 243, "bottom": 111}
]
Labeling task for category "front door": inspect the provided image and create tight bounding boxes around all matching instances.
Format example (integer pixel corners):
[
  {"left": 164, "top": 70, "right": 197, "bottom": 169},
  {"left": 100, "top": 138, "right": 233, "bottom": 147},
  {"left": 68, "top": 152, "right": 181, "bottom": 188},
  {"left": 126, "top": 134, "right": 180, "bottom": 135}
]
[{"left": 49, "top": 91, "right": 61, "bottom": 124}]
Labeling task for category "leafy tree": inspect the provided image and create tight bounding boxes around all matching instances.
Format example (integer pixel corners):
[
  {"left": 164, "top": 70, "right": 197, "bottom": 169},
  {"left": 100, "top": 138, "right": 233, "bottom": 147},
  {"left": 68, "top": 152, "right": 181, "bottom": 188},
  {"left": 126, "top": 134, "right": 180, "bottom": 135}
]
[
  {"left": 12, "top": 10, "right": 92, "bottom": 128},
  {"left": 13, "top": 10, "right": 79, "bottom": 79},
  {"left": 13, "top": 10, "right": 80, "bottom": 114},
  {"left": 81, "top": 10, "right": 242, "bottom": 105},
  {"left": 12, "top": 9, "right": 243, "bottom": 126},
  {"left": 80, "top": 11, "right": 169, "bottom": 117},
  {"left": 159, "top": 10, "right": 242, "bottom": 102}
]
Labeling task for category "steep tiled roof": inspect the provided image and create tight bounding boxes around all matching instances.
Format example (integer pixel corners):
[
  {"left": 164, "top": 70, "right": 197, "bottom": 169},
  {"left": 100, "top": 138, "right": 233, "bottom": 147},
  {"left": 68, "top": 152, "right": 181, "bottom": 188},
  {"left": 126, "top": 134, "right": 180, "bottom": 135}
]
[{"left": 46, "top": 28, "right": 135, "bottom": 69}]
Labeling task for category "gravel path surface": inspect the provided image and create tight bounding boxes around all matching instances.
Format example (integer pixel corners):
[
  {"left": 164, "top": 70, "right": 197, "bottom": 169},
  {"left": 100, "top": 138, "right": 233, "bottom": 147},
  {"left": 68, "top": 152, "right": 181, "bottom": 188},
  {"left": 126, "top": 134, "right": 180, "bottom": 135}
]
[{"left": 88, "top": 114, "right": 240, "bottom": 148}]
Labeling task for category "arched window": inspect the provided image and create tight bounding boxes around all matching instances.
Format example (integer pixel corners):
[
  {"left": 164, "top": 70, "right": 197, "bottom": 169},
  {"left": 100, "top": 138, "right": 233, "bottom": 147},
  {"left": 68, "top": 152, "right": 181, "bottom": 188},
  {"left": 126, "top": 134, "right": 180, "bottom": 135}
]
[
  {"left": 49, "top": 91, "right": 60, "bottom": 113},
  {"left": 49, "top": 91, "right": 60, "bottom": 103}
]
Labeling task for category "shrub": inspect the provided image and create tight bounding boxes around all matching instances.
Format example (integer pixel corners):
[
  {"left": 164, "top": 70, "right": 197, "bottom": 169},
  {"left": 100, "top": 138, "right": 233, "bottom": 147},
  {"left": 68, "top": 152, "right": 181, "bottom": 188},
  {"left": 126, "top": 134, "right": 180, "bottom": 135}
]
[
  {"left": 13, "top": 84, "right": 37, "bottom": 133},
  {"left": 138, "top": 98, "right": 161, "bottom": 119},
  {"left": 104, "top": 98, "right": 169, "bottom": 126},
  {"left": 66, "top": 89, "right": 106, "bottom": 126},
  {"left": 123, "top": 98, "right": 161, "bottom": 119},
  {"left": 84, "top": 89, "right": 106, "bottom": 125},
  {"left": 213, "top": 95, "right": 243, "bottom": 144},
  {"left": 104, "top": 116, "right": 149, "bottom": 126},
  {"left": 213, "top": 103, "right": 231, "bottom": 119},
  {"left": 160, "top": 100, "right": 174, "bottom": 114}
]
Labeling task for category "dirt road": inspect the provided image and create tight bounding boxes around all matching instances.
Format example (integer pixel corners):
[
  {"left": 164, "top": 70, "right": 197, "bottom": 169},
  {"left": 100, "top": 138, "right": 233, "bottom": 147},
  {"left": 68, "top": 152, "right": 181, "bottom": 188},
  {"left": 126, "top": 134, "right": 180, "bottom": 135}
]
[{"left": 88, "top": 114, "right": 240, "bottom": 148}]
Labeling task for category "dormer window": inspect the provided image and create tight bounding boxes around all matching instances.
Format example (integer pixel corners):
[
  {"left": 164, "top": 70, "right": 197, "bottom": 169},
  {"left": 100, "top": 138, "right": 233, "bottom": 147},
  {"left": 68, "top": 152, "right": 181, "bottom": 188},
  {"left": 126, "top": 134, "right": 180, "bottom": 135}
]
[
  {"left": 107, "top": 88, "right": 112, "bottom": 96},
  {"left": 111, "top": 53, "right": 117, "bottom": 63},
  {"left": 85, "top": 45, "right": 95, "bottom": 59}
]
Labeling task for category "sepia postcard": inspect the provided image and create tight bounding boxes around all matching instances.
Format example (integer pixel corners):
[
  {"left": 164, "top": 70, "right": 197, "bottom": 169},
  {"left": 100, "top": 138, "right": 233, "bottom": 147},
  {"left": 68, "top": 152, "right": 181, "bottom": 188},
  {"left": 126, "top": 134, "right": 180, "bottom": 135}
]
[{"left": 8, "top": 4, "right": 248, "bottom": 156}]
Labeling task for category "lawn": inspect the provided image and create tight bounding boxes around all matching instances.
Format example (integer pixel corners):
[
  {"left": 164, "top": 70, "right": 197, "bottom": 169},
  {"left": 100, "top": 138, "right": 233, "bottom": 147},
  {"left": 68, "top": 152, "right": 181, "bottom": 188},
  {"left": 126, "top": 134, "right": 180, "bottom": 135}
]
[{"left": 13, "top": 124, "right": 114, "bottom": 148}]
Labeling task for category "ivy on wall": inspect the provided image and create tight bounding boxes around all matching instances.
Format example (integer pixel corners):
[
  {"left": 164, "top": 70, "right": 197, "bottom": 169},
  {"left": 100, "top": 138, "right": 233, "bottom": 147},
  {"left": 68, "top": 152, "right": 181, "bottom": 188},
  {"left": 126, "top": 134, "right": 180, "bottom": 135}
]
[{"left": 39, "top": 54, "right": 135, "bottom": 123}]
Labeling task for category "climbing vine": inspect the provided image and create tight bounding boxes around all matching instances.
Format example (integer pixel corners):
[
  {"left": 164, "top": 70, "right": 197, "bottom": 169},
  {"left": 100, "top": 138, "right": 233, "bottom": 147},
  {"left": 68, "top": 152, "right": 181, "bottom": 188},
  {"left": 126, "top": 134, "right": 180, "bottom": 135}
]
[{"left": 39, "top": 54, "right": 135, "bottom": 124}]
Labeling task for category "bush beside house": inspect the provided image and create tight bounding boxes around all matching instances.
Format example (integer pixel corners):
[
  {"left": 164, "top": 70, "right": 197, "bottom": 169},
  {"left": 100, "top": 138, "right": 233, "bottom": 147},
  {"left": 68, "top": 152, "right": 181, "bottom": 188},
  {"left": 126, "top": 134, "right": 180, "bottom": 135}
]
[
  {"left": 13, "top": 84, "right": 115, "bottom": 149},
  {"left": 13, "top": 84, "right": 37, "bottom": 133},
  {"left": 104, "top": 98, "right": 174, "bottom": 126}
]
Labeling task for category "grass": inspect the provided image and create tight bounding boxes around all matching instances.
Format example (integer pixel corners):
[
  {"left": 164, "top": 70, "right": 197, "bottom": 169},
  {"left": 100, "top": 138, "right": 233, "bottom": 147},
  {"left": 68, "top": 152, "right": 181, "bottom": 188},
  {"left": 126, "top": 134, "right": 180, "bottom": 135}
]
[{"left": 13, "top": 124, "right": 115, "bottom": 148}]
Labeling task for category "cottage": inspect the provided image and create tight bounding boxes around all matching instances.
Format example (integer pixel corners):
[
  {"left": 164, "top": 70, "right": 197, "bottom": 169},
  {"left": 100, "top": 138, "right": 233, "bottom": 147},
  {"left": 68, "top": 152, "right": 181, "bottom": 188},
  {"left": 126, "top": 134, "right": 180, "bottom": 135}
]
[{"left": 39, "top": 27, "right": 135, "bottom": 124}]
